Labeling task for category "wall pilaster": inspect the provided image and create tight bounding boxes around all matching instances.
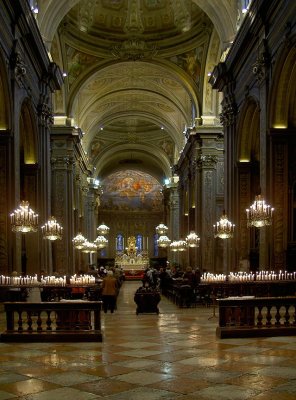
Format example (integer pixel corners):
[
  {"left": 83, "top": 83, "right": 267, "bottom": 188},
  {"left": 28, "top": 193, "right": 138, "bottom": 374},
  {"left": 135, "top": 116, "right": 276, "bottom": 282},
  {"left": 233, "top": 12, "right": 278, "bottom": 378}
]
[{"left": 51, "top": 126, "right": 92, "bottom": 275}]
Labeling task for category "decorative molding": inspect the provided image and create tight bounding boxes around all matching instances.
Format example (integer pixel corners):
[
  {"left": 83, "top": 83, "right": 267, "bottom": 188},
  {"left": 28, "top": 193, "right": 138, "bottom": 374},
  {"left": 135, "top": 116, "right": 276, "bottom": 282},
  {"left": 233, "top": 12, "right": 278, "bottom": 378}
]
[
  {"left": 252, "top": 55, "right": 268, "bottom": 83},
  {"left": 51, "top": 156, "right": 73, "bottom": 170},
  {"left": 37, "top": 102, "right": 53, "bottom": 126},
  {"left": 196, "top": 154, "right": 217, "bottom": 169},
  {"left": 10, "top": 48, "right": 27, "bottom": 88},
  {"left": 252, "top": 41, "right": 270, "bottom": 84},
  {"left": 220, "top": 96, "right": 237, "bottom": 127},
  {"left": 111, "top": 38, "right": 157, "bottom": 61}
]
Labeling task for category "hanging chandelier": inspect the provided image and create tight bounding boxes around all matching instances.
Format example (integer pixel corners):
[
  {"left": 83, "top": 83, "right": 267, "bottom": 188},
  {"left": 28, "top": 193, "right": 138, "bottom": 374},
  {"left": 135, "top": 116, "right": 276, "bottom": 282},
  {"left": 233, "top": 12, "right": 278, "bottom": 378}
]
[
  {"left": 176, "top": 240, "right": 187, "bottom": 251},
  {"left": 10, "top": 200, "right": 38, "bottom": 233},
  {"left": 186, "top": 231, "right": 200, "bottom": 247},
  {"left": 157, "top": 235, "right": 171, "bottom": 248},
  {"left": 72, "top": 233, "right": 86, "bottom": 249},
  {"left": 246, "top": 195, "right": 274, "bottom": 228},
  {"left": 97, "top": 222, "right": 110, "bottom": 235},
  {"left": 81, "top": 241, "right": 97, "bottom": 253},
  {"left": 170, "top": 239, "right": 187, "bottom": 252},
  {"left": 94, "top": 235, "right": 108, "bottom": 249},
  {"left": 41, "top": 216, "right": 63, "bottom": 241},
  {"left": 170, "top": 241, "right": 179, "bottom": 252},
  {"left": 155, "top": 223, "right": 168, "bottom": 235},
  {"left": 214, "top": 211, "right": 235, "bottom": 239}
]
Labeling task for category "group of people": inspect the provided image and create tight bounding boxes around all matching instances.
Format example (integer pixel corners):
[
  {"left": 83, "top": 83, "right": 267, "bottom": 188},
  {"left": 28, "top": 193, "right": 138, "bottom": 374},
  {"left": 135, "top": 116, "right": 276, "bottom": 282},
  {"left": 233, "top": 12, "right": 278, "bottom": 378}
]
[{"left": 142, "top": 265, "right": 201, "bottom": 292}]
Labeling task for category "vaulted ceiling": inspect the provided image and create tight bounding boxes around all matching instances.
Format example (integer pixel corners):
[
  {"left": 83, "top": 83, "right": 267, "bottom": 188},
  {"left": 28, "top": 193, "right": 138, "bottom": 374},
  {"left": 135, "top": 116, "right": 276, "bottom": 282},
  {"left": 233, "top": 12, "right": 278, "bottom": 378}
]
[{"left": 36, "top": 0, "right": 239, "bottom": 183}]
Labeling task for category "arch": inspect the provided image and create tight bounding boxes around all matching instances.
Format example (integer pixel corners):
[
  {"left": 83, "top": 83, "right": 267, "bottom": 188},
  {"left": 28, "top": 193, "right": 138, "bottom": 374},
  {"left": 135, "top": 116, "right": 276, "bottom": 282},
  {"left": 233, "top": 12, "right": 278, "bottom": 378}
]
[
  {"left": 19, "top": 101, "right": 38, "bottom": 164},
  {"left": 96, "top": 144, "right": 172, "bottom": 182},
  {"left": 67, "top": 59, "right": 200, "bottom": 124},
  {"left": 38, "top": 0, "right": 237, "bottom": 53},
  {"left": 0, "top": 51, "right": 11, "bottom": 130},
  {"left": 237, "top": 97, "right": 260, "bottom": 162},
  {"left": 269, "top": 43, "right": 296, "bottom": 129}
]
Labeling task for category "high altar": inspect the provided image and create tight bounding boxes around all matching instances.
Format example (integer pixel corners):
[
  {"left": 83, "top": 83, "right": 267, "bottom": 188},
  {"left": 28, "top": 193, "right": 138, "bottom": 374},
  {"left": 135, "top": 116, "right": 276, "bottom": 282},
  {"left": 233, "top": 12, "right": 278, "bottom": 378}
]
[{"left": 115, "top": 236, "right": 148, "bottom": 278}]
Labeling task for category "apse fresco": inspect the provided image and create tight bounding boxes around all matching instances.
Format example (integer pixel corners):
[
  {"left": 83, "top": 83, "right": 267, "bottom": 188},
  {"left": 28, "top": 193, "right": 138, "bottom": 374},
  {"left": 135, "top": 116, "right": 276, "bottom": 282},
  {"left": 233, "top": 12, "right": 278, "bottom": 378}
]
[{"left": 100, "top": 170, "right": 163, "bottom": 211}]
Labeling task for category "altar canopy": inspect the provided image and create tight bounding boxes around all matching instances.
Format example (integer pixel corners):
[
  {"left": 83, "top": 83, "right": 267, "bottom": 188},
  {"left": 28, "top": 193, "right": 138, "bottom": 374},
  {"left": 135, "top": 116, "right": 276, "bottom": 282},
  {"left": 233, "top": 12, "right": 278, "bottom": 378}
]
[{"left": 115, "top": 236, "right": 148, "bottom": 279}]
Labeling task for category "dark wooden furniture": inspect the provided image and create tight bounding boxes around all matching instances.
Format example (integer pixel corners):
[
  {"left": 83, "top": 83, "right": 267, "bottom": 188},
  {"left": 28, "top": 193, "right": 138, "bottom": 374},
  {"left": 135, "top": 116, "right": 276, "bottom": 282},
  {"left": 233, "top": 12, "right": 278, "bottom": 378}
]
[
  {"left": 1, "top": 301, "right": 103, "bottom": 342},
  {"left": 134, "top": 290, "right": 161, "bottom": 314},
  {"left": 199, "top": 280, "right": 296, "bottom": 300},
  {"left": 163, "top": 280, "right": 296, "bottom": 308},
  {"left": 217, "top": 296, "right": 296, "bottom": 338},
  {"left": 0, "top": 284, "right": 102, "bottom": 302}
]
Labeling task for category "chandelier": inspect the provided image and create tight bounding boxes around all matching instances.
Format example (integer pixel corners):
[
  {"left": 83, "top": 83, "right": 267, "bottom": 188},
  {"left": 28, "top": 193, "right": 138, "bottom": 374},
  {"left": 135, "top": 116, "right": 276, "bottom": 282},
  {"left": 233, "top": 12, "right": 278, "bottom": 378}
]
[
  {"left": 170, "top": 240, "right": 187, "bottom": 252},
  {"left": 157, "top": 235, "right": 171, "bottom": 248},
  {"left": 41, "top": 216, "right": 63, "bottom": 241},
  {"left": 97, "top": 223, "right": 109, "bottom": 235},
  {"left": 214, "top": 211, "right": 235, "bottom": 239},
  {"left": 246, "top": 195, "right": 274, "bottom": 228},
  {"left": 94, "top": 235, "right": 108, "bottom": 249},
  {"left": 155, "top": 223, "right": 168, "bottom": 235},
  {"left": 186, "top": 231, "right": 200, "bottom": 247},
  {"left": 81, "top": 241, "right": 97, "bottom": 254},
  {"left": 72, "top": 233, "right": 86, "bottom": 249},
  {"left": 10, "top": 200, "right": 38, "bottom": 233}
]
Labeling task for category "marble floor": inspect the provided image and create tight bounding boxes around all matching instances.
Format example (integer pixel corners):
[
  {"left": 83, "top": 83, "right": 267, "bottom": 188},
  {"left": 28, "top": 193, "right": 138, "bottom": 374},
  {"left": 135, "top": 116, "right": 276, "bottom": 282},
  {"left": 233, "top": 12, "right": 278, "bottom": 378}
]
[{"left": 0, "top": 281, "right": 296, "bottom": 399}]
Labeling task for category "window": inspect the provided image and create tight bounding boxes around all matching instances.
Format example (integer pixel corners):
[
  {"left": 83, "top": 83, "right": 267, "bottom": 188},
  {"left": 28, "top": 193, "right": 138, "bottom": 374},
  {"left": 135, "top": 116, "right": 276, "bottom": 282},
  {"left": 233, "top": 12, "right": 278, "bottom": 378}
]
[
  {"left": 154, "top": 234, "right": 159, "bottom": 257},
  {"left": 116, "top": 234, "right": 124, "bottom": 252},
  {"left": 136, "top": 234, "right": 143, "bottom": 252}
]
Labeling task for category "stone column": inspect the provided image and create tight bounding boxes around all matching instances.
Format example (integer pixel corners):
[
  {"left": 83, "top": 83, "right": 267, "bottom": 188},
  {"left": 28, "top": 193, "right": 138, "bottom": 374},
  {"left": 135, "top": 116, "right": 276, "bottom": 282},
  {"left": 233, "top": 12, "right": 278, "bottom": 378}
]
[
  {"left": 196, "top": 154, "right": 217, "bottom": 272},
  {"left": 50, "top": 127, "right": 77, "bottom": 275},
  {"left": 164, "top": 182, "right": 179, "bottom": 267},
  {"left": 84, "top": 178, "right": 100, "bottom": 270},
  {"left": 37, "top": 98, "right": 53, "bottom": 274},
  {"left": 220, "top": 85, "right": 238, "bottom": 272},
  {"left": 0, "top": 134, "right": 11, "bottom": 274},
  {"left": 271, "top": 136, "right": 288, "bottom": 270},
  {"left": 253, "top": 38, "right": 272, "bottom": 269},
  {"left": 237, "top": 162, "right": 251, "bottom": 268}
]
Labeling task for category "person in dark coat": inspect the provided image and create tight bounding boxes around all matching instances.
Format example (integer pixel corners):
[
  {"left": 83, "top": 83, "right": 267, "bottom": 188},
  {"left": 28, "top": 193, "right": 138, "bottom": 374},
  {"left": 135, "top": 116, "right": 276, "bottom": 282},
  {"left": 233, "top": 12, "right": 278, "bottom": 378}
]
[{"left": 101, "top": 270, "right": 118, "bottom": 313}]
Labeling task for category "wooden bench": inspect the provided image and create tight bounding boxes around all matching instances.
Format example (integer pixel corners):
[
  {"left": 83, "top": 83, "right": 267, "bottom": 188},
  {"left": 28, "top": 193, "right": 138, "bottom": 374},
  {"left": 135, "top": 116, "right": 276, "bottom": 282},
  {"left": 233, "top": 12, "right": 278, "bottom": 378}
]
[
  {"left": 216, "top": 296, "right": 296, "bottom": 338},
  {"left": 1, "top": 301, "right": 103, "bottom": 342}
]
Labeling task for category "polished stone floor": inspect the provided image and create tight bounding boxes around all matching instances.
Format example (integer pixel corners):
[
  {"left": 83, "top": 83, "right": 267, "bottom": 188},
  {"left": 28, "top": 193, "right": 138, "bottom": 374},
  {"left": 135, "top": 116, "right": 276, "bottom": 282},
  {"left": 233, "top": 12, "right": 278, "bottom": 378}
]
[{"left": 0, "top": 281, "right": 296, "bottom": 399}]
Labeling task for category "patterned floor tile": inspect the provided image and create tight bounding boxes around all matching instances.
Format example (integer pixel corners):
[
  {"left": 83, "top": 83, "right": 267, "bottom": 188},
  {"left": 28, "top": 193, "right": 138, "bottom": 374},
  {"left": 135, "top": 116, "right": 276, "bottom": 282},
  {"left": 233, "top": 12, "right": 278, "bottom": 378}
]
[{"left": 0, "top": 281, "right": 295, "bottom": 400}]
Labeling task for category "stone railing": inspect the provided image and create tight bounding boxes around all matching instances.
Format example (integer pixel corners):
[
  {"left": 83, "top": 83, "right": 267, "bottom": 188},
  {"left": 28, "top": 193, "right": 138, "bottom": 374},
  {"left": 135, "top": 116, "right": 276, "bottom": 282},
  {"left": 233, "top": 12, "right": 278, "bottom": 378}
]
[
  {"left": 1, "top": 301, "right": 103, "bottom": 342},
  {"left": 216, "top": 296, "right": 296, "bottom": 338}
]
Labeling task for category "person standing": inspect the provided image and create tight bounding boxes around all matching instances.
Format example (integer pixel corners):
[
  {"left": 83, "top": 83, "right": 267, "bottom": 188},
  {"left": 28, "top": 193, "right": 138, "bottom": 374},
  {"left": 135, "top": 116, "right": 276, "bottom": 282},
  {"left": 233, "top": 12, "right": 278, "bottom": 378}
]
[{"left": 101, "top": 270, "right": 118, "bottom": 313}]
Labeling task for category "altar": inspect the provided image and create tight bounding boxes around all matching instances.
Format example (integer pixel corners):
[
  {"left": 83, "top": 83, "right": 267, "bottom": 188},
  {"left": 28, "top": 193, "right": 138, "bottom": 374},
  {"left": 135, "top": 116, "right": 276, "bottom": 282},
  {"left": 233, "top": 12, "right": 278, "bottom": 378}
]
[{"left": 115, "top": 236, "right": 148, "bottom": 280}]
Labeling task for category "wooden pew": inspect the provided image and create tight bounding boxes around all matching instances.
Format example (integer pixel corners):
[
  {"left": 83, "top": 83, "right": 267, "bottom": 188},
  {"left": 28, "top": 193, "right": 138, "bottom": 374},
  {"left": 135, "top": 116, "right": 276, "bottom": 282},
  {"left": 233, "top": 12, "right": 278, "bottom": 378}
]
[{"left": 1, "top": 301, "right": 103, "bottom": 342}]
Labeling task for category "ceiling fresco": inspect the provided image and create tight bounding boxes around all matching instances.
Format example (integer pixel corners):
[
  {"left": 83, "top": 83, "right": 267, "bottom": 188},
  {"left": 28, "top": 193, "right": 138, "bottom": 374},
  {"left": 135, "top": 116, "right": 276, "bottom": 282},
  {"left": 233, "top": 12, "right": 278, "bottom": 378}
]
[{"left": 100, "top": 170, "right": 163, "bottom": 211}]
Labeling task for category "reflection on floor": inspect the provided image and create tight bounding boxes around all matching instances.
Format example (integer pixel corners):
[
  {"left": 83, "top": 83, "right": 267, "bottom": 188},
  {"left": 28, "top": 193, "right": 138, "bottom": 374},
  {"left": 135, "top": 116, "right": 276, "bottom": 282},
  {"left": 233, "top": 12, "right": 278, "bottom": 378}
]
[{"left": 0, "top": 281, "right": 296, "bottom": 399}]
